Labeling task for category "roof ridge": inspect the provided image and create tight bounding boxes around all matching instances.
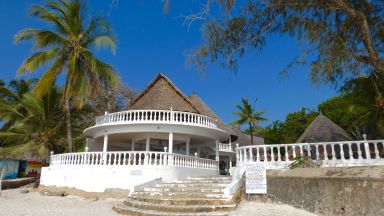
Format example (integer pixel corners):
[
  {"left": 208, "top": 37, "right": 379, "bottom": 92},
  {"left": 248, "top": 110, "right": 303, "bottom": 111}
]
[{"left": 128, "top": 73, "right": 201, "bottom": 113}]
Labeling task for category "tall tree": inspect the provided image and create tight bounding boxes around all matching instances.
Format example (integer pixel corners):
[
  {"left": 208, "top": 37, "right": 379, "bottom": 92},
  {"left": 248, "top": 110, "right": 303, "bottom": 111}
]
[
  {"left": 191, "top": 0, "right": 384, "bottom": 85},
  {"left": 0, "top": 85, "right": 66, "bottom": 160},
  {"left": 15, "top": 0, "right": 120, "bottom": 152},
  {"left": 231, "top": 98, "right": 267, "bottom": 144}
]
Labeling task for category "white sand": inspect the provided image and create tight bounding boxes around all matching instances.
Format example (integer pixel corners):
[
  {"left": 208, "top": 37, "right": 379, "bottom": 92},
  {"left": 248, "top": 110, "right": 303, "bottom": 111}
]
[
  {"left": 0, "top": 188, "right": 316, "bottom": 216},
  {"left": 0, "top": 188, "right": 120, "bottom": 216}
]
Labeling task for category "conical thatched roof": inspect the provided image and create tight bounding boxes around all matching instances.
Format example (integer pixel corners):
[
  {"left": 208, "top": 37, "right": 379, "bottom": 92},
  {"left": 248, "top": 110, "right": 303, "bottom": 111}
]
[
  {"left": 128, "top": 73, "right": 200, "bottom": 113},
  {"left": 296, "top": 114, "right": 354, "bottom": 143},
  {"left": 127, "top": 73, "right": 237, "bottom": 138}
]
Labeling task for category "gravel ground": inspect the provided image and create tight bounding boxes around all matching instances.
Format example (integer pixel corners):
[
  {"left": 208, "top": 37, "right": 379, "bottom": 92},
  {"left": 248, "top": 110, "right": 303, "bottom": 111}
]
[
  {"left": 0, "top": 188, "right": 315, "bottom": 216},
  {"left": 230, "top": 201, "right": 316, "bottom": 216}
]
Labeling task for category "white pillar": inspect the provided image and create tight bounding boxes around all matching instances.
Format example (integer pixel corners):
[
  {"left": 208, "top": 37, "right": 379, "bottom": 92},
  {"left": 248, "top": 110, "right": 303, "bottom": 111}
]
[
  {"left": 186, "top": 139, "right": 190, "bottom": 156},
  {"left": 103, "top": 132, "right": 108, "bottom": 152},
  {"left": 215, "top": 140, "right": 219, "bottom": 161},
  {"left": 168, "top": 132, "right": 173, "bottom": 153},
  {"left": 229, "top": 155, "right": 232, "bottom": 169},
  {"left": 146, "top": 137, "right": 150, "bottom": 152},
  {"left": 131, "top": 140, "right": 135, "bottom": 151}
]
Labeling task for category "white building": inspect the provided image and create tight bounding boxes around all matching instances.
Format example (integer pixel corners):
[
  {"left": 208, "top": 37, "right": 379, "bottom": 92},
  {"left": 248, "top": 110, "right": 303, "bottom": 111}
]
[
  {"left": 40, "top": 73, "right": 239, "bottom": 192},
  {"left": 40, "top": 73, "right": 384, "bottom": 193}
]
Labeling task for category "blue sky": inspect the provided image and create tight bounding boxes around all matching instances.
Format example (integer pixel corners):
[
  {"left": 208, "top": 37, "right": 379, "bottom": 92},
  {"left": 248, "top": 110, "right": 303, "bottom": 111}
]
[{"left": 0, "top": 0, "right": 338, "bottom": 126}]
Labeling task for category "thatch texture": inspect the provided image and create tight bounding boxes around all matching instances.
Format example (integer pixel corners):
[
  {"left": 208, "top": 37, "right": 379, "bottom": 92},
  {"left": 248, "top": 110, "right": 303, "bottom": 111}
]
[
  {"left": 296, "top": 114, "right": 354, "bottom": 143},
  {"left": 128, "top": 73, "right": 199, "bottom": 113},
  {"left": 188, "top": 94, "right": 237, "bottom": 138},
  {"left": 127, "top": 73, "right": 238, "bottom": 139},
  {"left": 231, "top": 127, "right": 264, "bottom": 146}
]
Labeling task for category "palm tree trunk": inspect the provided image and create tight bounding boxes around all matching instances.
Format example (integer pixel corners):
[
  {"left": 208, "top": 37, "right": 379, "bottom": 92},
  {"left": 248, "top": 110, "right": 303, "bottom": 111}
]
[
  {"left": 249, "top": 123, "right": 254, "bottom": 145},
  {"left": 64, "top": 96, "right": 73, "bottom": 152}
]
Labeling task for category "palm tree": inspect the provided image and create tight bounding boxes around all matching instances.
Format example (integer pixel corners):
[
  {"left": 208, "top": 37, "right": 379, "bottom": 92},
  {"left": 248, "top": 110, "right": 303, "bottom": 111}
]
[
  {"left": 0, "top": 87, "right": 66, "bottom": 161},
  {"left": 0, "top": 79, "right": 36, "bottom": 131},
  {"left": 231, "top": 98, "right": 267, "bottom": 144},
  {"left": 15, "top": 0, "right": 120, "bottom": 152}
]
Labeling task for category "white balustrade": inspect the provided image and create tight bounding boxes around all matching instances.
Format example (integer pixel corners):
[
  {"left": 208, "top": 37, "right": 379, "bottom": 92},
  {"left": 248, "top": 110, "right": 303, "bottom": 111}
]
[
  {"left": 49, "top": 151, "right": 218, "bottom": 171},
  {"left": 95, "top": 110, "right": 217, "bottom": 128},
  {"left": 236, "top": 140, "right": 384, "bottom": 169}
]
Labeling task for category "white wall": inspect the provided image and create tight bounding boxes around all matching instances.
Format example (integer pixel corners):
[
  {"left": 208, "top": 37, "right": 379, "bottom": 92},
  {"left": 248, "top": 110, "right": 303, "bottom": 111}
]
[{"left": 40, "top": 166, "right": 217, "bottom": 192}]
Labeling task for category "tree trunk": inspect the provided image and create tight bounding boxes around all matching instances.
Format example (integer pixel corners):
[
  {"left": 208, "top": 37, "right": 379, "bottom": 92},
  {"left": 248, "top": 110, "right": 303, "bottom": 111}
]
[
  {"left": 249, "top": 123, "right": 254, "bottom": 145},
  {"left": 64, "top": 96, "right": 73, "bottom": 152}
]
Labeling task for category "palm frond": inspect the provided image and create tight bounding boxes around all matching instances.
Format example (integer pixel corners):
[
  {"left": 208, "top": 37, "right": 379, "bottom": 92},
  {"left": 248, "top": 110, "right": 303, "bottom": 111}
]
[
  {"left": 28, "top": 4, "right": 71, "bottom": 36},
  {"left": 17, "top": 47, "right": 60, "bottom": 75},
  {"left": 34, "top": 57, "right": 64, "bottom": 98}
]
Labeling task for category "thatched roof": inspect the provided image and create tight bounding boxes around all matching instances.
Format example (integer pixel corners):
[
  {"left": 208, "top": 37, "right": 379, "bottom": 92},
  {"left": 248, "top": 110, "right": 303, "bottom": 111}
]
[
  {"left": 231, "top": 127, "right": 264, "bottom": 146},
  {"left": 128, "top": 73, "right": 200, "bottom": 113},
  {"left": 127, "top": 73, "right": 237, "bottom": 138},
  {"left": 188, "top": 94, "right": 237, "bottom": 139},
  {"left": 296, "top": 114, "right": 354, "bottom": 143}
]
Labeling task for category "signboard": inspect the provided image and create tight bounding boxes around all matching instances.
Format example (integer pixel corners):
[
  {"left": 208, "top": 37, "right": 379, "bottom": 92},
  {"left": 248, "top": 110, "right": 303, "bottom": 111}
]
[{"left": 246, "top": 164, "right": 267, "bottom": 194}]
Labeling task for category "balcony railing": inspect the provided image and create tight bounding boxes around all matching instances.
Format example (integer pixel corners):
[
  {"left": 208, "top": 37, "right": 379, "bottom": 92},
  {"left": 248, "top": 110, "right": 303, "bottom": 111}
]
[
  {"left": 219, "top": 143, "right": 234, "bottom": 152},
  {"left": 236, "top": 140, "right": 384, "bottom": 169},
  {"left": 95, "top": 110, "right": 217, "bottom": 128},
  {"left": 49, "top": 151, "right": 218, "bottom": 171},
  {"left": 211, "top": 143, "right": 234, "bottom": 152}
]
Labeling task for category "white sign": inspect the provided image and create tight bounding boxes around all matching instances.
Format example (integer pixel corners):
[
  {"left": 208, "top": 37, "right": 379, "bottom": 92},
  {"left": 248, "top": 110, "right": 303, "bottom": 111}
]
[{"left": 246, "top": 164, "right": 267, "bottom": 194}]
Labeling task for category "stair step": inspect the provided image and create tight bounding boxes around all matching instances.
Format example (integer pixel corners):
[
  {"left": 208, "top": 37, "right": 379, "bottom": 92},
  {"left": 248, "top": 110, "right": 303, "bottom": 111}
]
[
  {"left": 132, "top": 191, "right": 228, "bottom": 198},
  {"left": 189, "top": 177, "right": 232, "bottom": 181},
  {"left": 174, "top": 180, "right": 232, "bottom": 184},
  {"left": 155, "top": 183, "right": 229, "bottom": 188},
  {"left": 113, "top": 203, "right": 232, "bottom": 216},
  {"left": 129, "top": 196, "right": 234, "bottom": 206},
  {"left": 144, "top": 187, "right": 225, "bottom": 193},
  {"left": 124, "top": 199, "right": 237, "bottom": 213}
]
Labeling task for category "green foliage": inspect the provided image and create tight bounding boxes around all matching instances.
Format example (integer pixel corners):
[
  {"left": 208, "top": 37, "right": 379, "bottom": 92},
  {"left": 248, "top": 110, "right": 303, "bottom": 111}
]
[
  {"left": 288, "top": 155, "right": 306, "bottom": 169},
  {"left": 15, "top": 0, "right": 120, "bottom": 151},
  {"left": 231, "top": 98, "right": 267, "bottom": 144},
  {"left": 263, "top": 121, "right": 285, "bottom": 144},
  {"left": 264, "top": 108, "right": 318, "bottom": 144},
  {"left": 0, "top": 80, "right": 66, "bottom": 160},
  {"left": 193, "top": 0, "right": 384, "bottom": 85}
]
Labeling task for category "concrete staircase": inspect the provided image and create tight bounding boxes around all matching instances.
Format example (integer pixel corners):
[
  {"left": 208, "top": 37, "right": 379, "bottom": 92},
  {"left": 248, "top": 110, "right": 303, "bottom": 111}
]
[{"left": 113, "top": 176, "right": 238, "bottom": 216}]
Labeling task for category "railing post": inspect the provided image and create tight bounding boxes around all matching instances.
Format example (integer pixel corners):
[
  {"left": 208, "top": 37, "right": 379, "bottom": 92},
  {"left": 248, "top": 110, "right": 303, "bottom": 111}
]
[
  {"left": 340, "top": 144, "right": 345, "bottom": 161},
  {"left": 324, "top": 144, "right": 329, "bottom": 161},
  {"left": 374, "top": 141, "right": 380, "bottom": 159},
  {"left": 263, "top": 146, "right": 267, "bottom": 163},
  {"left": 285, "top": 146, "right": 289, "bottom": 162}
]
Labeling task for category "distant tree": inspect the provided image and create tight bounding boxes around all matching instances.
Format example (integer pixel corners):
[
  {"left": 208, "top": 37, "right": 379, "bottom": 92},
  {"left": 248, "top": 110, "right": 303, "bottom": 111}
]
[
  {"left": 318, "top": 94, "right": 364, "bottom": 138},
  {"left": 231, "top": 98, "right": 267, "bottom": 144},
  {"left": 263, "top": 120, "right": 285, "bottom": 144},
  {"left": 342, "top": 77, "right": 384, "bottom": 138},
  {"left": 283, "top": 108, "right": 318, "bottom": 143},
  {"left": 15, "top": 0, "right": 120, "bottom": 152}
]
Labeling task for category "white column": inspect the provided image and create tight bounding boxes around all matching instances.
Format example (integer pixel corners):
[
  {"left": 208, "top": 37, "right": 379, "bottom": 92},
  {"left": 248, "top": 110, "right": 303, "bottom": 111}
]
[
  {"left": 215, "top": 140, "right": 219, "bottom": 161},
  {"left": 146, "top": 137, "right": 150, "bottom": 152},
  {"left": 103, "top": 132, "right": 108, "bottom": 152},
  {"left": 131, "top": 140, "right": 135, "bottom": 151},
  {"left": 186, "top": 139, "right": 190, "bottom": 156},
  {"left": 229, "top": 155, "right": 232, "bottom": 169},
  {"left": 168, "top": 132, "right": 173, "bottom": 153}
]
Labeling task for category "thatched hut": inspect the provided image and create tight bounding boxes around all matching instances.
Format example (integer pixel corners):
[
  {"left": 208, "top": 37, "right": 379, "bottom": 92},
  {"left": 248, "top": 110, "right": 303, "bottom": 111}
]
[{"left": 297, "top": 114, "right": 354, "bottom": 143}]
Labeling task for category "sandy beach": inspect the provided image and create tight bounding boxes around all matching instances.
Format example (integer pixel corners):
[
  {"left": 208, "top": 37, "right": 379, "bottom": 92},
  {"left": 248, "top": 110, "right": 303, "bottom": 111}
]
[{"left": 0, "top": 188, "right": 315, "bottom": 216}]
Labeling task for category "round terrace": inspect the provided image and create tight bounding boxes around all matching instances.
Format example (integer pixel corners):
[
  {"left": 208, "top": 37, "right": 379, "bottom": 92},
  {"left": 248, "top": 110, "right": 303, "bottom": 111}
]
[{"left": 41, "top": 109, "right": 236, "bottom": 192}]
